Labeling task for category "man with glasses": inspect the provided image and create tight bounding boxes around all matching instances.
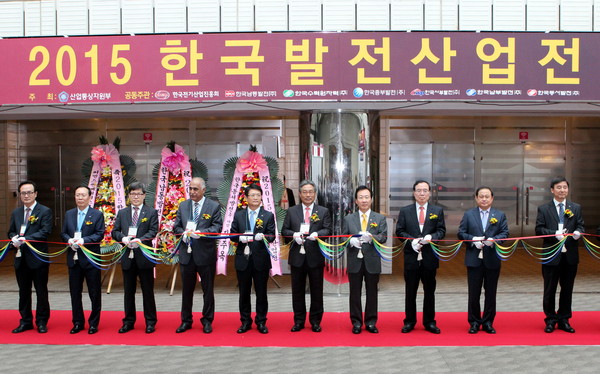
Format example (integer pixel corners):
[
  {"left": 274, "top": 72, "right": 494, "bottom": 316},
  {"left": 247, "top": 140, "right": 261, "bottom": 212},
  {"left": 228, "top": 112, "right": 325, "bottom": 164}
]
[
  {"left": 61, "top": 186, "right": 105, "bottom": 334},
  {"left": 112, "top": 182, "right": 159, "bottom": 334},
  {"left": 396, "top": 180, "right": 446, "bottom": 334},
  {"left": 281, "top": 180, "right": 331, "bottom": 332},
  {"left": 173, "top": 177, "right": 223, "bottom": 334},
  {"left": 8, "top": 181, "right": 53, "bottom": 333}
]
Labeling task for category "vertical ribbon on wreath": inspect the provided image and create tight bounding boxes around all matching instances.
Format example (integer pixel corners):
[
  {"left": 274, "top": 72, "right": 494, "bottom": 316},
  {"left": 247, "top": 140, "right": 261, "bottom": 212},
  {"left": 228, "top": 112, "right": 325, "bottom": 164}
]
[
  {"left": 154, "top": 144, "right": 192, "bottom": 228},
  {"left": 88, "top": 144, "right": 126, "bottom": 212}
]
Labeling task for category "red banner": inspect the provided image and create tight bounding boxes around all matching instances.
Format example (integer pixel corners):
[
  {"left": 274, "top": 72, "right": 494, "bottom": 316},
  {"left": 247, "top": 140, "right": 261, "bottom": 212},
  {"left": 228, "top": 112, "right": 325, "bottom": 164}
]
[{"left": 0, "top": 31, "right": 593, "bottom": 104}]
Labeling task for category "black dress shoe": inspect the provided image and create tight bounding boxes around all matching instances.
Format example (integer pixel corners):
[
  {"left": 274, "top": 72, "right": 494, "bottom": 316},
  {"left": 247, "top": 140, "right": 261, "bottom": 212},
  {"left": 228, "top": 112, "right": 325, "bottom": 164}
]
[
  {"left": 544, "top": 322, "right": 556, "bottom": 333},
  {"left": 291, "top": 324, "right": 304, "bottom": 332},
  {"left": 37, "top": 325, "right": 48, "bottom": 334},
  {"left": 176, "top": 322, "right": 192, "bottom": 333},
  {"left": 425, "top": 323, "right": 441, "bottom": 334},
  {"left": 118, "top": 324, "right": 134, "bottom": 333},
  {"left": 88, "top": 326, "right": 98, "bottom": 334},
  {"left": 311, "top": 324, "right": 322, "bottom": 333},
  {"left": 12, "top": 324, "right": 33, "bottom": 333},
  {"left": 557, "top": 321, "right": 575, "bottom": 333},
  {"left": 257, "top": 324, "right": 269, "bottom": 334},
  {"left": 366, "top": 325, "right": 379, "bottom": 334},
  {"left": 468, "top": 323, "right": 480, "bottom": 334},
  {"left": 203, "top": 322, "right": 213, "bottom": 334},
  {"left": 70, "top": 324, "right": 84, "bottom": 334},
  {"left": 352, "top": 325, "right": 361, "bottom": 334},
  {"left": 237, "top": 324, "right": 252, "bottom": 334},
  {"left": 482, "top": 323, "right": 496, "bottom": 334},
  {"left": 145, "top": 325, "right": 155, "bottom": 334},
  {"left": 401, "top": 323, "right": 415, "bottom": 333}
]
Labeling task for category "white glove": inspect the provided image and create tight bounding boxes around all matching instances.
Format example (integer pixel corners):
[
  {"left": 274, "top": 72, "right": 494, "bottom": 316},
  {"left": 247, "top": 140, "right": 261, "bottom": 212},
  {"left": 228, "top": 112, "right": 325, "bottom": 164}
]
[
  {"left": 573, "top": 230, "right": 581, "bottom": 240},
  {"left": 254, "top": 233, "right": 264, "bottom": 241},
  {"left": 360, "top": 231, "right": 373, "bottom": 243},
  {"left": 483, "top": 238, "right": 494, "bottom": 247},
  {"left": 188, "top": 231, "right": 200, "bottom": 239},
  {"left": 411, "top": 239, "right": 422, "bottom": 252},
  {"left": 306, "top": 232, "right": 318, "bottom": 241},
  {"left": 293, "top": 232, "right": 304, "bottom": 245},
  {"left": 472, "top": 236, "right": 484, "bottom": 249},
  {"left": 76, "top": 238, "right": 84, "bottom": 246},
  {"left": 182, "top": 234, "right": 190, "bottom": 244},
  {"left": 350, "top": 237, "right": 362, "bottom": 248},
  {"left": 122, "top": 236, "right": 131, "bottom": 246},
  {"left": 130, "top": 238, "right": 141, "bottom": 248},
  {"left": 420, "top": 234, "right": 432, "bottom": 245},
  {"left": 11, "top": 235, "right": 22, "bottom": 248},
  {"left": 68, "top": 238, "right": 79, "bottom": 249},
  {"left": 240, "top": 234, "right": 249, "bottom": 243},
  {"left": 555, "top": 230, "right": 565, "bottom": 241}
]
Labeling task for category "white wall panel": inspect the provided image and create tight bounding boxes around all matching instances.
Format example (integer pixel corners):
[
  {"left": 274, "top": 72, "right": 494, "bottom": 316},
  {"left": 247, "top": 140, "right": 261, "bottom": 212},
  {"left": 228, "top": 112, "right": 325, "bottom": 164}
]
[
  {"left": 221, "top": 0, "right": 254, "bottom": 32},
  {"left": 40, "top": 0, "right": 57, "bottom": 36},
  {"left": 155, "top": 0, "right": 186, "bottom": 33},
  {"left": 459, "top": 0, "right": 492, "bottom": 30},
  {"left": 424, "top": 0, "right": 458, "bottom": 30},
  {"left": 122, "top": 0, "right": 154, "bottom": 34},
  {"left": 560, "top": 0, "right": 592, "bottom": 31},
  {"left": 56, "top": 0, "right": 88, "bottom": 35},
  {"left": 89, "top": 0, "right": 120, "bottom": 35},
  {"left": 357, "top": 0, "right": 389, "bottom": 30},
  {"left": 493, "top": 0, "right": 526, "bottom": 31},
  {"left": 391, "top": 0, "right": 423, "bottom": 30},
  {"left": 0, "top": 2, "right": 24, "bottom": 37},
  {"left": 255, "top": 0, "right": 288, "bottom": 31},
  {"left": 526, "top": 0, "right": 559, "bottom": 31},
  {"left": 24, "top": 1, "right": 41, "bottom": 36},
  {"left": 289, "top": 0, "right": 321, "bottom": 31},
  {"left": 595, "top": 0, "right": 600, "bottom": 30},
  {"left": 188, "top": 0, "right": 220, "bottom": 32},
  {"left": 323, "top": 0, "right": 355, "bottom": 31}
]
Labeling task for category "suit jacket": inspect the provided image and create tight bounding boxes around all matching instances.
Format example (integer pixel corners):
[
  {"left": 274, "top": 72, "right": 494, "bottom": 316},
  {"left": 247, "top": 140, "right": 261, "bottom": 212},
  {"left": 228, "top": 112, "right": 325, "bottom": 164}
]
[
  {"left": 281, "top": 204, "right": 332, "bottom": 268},
  {"left": 342, "top": 211, "right": 388, "bottom": 274},
  {"left": 112, "top": 205, "right": 159, "bottom": 270},
  {"left": 61, "top": 207, "right": 105, "bottom": 270},
  {"left": 8, "top": 203, "right": 53, "bottom": 270},
  {"left": 230, "top": 207, "right": 276, "bottom": 272},
  {"left": 535, "top": 200, "right": 584, "bottom": 266},
  {"left": 174, "top": 198, "right": 223, "bottom": 266},
  {"left": 396, "top": 203, "right": 446, "bottom": 270},
  {"left": 457, "top": 207, "right": 509, "bottom": 269}
]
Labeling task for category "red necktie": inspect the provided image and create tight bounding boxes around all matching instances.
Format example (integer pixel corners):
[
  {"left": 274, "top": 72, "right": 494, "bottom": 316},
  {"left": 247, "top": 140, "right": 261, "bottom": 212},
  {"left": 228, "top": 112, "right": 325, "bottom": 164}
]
[
  {"left": 132, "top": 206, "right": 139, "bottom": 226},
  {"left": 304, "top": 206, "right": 310, "bottom": 224},
  {"left": 418, "top": 206, "right": 425, "bottom": 225}
]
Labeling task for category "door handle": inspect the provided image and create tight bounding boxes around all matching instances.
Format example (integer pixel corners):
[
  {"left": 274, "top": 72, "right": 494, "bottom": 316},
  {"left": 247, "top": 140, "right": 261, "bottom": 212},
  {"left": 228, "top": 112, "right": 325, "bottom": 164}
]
[
  {"left": 515, "top": 187, "right": 520, "bottom": 225},
  {"left": 525, "top": 187, "right": 530, "bottom": 225}
]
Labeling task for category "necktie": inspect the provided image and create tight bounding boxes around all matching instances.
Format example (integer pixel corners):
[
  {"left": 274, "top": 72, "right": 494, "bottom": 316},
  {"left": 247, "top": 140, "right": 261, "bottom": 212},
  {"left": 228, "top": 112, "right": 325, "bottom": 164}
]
[
  {"left": 132, "top": 206, "right": 139, "bottom": 226},
  {"left": 418, "top": 206, "right": 425, "bottom": 225},
  {"left": 558, "top": 203, "right": 564, "bottom": 224},
  {"left": 24, "top": 208, "right": 31, "bottom": 223},
  {"left": 249, "top": 211, "right": 256, "bottom": 231},
  {"left": 193, "top": 202, "right": 200, "bottom": 223},
  {"left": 77, "top": 211, "right": 85, "bottom": 231},
  {"left": 361, "top": 213, "right": 367, "bottom": 231},
  {"left": 481, "top": 210, "right": 488, "bottom": 231},
  {"left": 304, "top": 206, "right": 311, "bottom": 224}
]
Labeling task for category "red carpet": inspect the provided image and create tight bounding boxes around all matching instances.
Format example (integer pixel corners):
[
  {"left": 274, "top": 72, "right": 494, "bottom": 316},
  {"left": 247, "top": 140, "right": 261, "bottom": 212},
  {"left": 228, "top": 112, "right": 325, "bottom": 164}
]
[{"left": 1, "top": 310, "right": 599, "bottom": 347}]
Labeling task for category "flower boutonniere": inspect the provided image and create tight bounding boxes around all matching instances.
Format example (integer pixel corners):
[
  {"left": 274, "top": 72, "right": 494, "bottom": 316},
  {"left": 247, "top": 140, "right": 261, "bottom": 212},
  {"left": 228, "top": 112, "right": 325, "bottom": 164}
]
[
  {"left": 489, "top": 217, "right": 498, "bottom": 225},
  {"left": 564, "top": 209, "right": 574, "bottom": 218},
  {"left": 369, "top": 222, "right": 378, "bottom": 228},
  {"left": 28, "top": 215, "right": 38, "bottom": 224},
  {"left": 429, "top": 213, "right": 438, "bottom": 220},
  {"left": 141, "top": 217, "right": 148, "bottom": 223},
  {"left": 255, "top": 218, "right": 264, "bottom": 229},
  {"left": 202, "top": 213, "right": 211, "bottom": 220},
  {"left": 310, "top": 213, "right": 320, "bottom": 222},
  {"left": 85, "top": 221, "right": 93, "bottom": 225}
]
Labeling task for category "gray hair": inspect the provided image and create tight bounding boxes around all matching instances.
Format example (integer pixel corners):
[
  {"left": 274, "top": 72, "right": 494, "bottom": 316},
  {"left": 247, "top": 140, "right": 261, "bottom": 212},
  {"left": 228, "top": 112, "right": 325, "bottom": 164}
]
[{"left": 299, "top": 180, "right": 316, "bottom": 192}]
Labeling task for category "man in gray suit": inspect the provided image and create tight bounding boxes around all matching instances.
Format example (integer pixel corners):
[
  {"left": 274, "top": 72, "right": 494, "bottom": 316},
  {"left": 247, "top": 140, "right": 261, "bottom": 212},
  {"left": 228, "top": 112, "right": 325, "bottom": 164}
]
[
  {"left": 173, "top": 177, "right": 223, "bottom": 334},
  {"left": 457, "top": 186, "right": 509, "bottom": 334},
  {"left": 343, "top": 185, "right": 387, "bottom": 334}
]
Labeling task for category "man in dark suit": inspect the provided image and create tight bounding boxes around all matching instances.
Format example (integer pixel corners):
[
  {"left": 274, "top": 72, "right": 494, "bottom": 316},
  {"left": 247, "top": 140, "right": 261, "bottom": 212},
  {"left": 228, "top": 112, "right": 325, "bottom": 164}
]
[
  {"left": 112, "top": 182, "right": 159, "bottom": 334},
  {"left": 173, "top": 177, "right": 223, "bottom": 334},
  {"left": 535, "top": 176, "right": 584, "bottom": 333},
  {"left": 281, "top": 180, "right": 331, "bottom": 333},
  {"left": 396, "top": 180, "right": 446, "bottom": 334},
  {"left": 8, "top": 180, "right": 53, "bottom": 333},
  {"left": 230, "top": 184, "right": 276, "bottom": 334},
  {"left": 342, "top": 185, "right": 387, "bottom": 334},
  {"left": 457, "top": 186, "right": 509, "bottom": 334},
  {"left": 61, "top": 185, "right": 105, "bottom": 334}
]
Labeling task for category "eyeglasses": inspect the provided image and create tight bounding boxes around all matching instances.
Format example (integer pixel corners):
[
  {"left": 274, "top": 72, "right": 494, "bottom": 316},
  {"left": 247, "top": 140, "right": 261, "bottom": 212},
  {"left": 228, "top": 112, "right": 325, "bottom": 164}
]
[
  {"left": 300, "top": 190, "right": 316, "bottom": 195},
  {"left": 129, "top": 192, "right": 145, "bottom": 197},
  {"left": 415, "top": 189, "right": 430, "bottom": 194},
  {"left": 75, "top": 194, "right": 89, "bottom": 198},
  {"left": 189, "top": 187, "right": 202, "bottom": 191},
  {"left": 247, "top": 193, "right": 262, "bottom": 198},
  {"left": 19, "top": 191, "right": 36, "bottom": 196}
]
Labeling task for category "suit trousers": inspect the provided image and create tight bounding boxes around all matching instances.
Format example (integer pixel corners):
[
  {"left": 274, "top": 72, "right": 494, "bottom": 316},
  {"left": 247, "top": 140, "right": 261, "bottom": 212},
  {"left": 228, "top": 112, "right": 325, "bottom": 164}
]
[
  {"left": 180, "top": 262, "right": 215, "bottom": 325},
  {"left": 69, "top": 263, "right": 101, "bottom": 327},
  {"left": 15, "top": 263, "right": 50, "bottom": 326},
  {"left": 290, "top": 262, "right": 324, "bottom": 326},
  {"left": 467, "top": 265, "right": 500, "bottom": 325},
  {"left": 348, "top": 261, "right": 379, "bottom": 327},
  {"left": 542, "top": 253, "right": 578, "bottom": 324},
  {"left": 122, "top": 263, "right": 157, "bottom": 327},
  {"left": 236, "top": 256, "right": 270, "bottom": 325},
  {"left": 404, "top": 262, "right": 437, "bottom": 326}
]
